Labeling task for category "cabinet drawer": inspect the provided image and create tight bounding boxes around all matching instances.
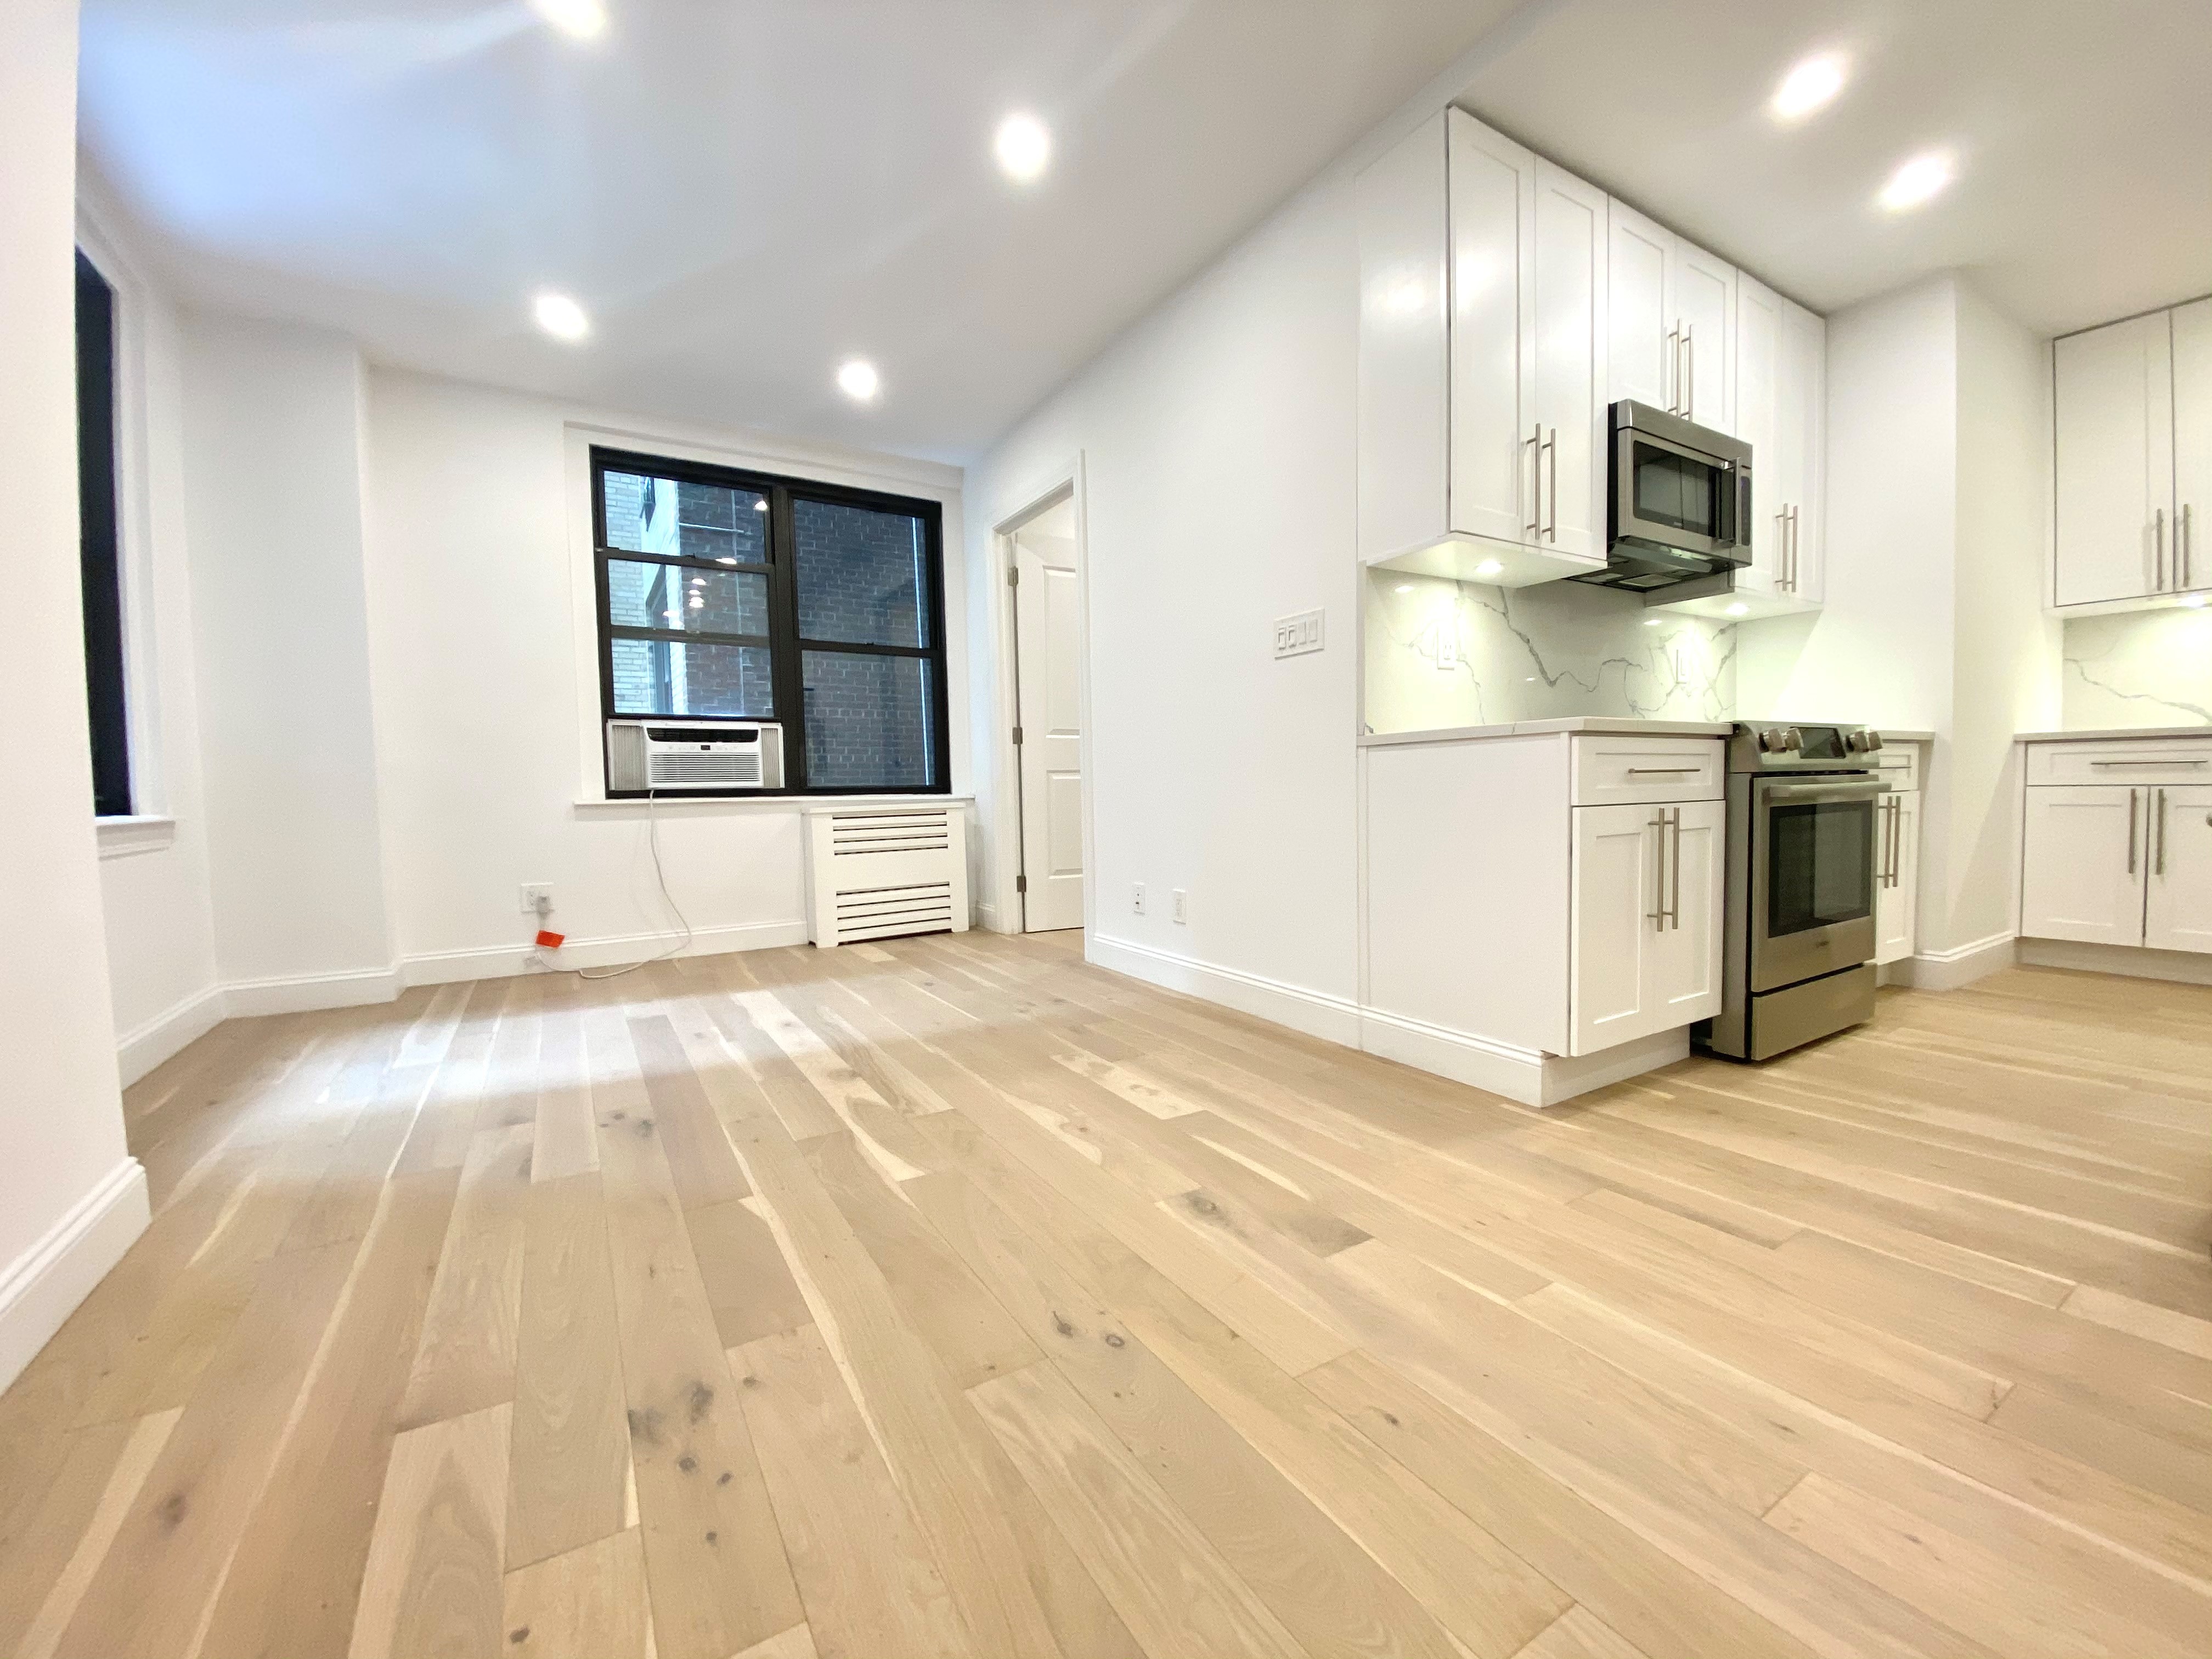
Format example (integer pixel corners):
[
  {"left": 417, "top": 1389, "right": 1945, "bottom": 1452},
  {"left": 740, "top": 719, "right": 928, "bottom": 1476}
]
[
  {"left": 2026, "top": 740, "right": 2212, "bottom": 788},
  {"left": 1570, "top": 736, "right": 1724, "bottom": 805},
  {"left": 1872, "top": 744, "right": 1921, "bottom": 793}
]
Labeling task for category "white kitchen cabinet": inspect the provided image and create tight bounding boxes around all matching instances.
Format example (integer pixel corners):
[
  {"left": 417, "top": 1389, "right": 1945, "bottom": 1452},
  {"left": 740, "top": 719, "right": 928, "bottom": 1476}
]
[
  {"left": 2021, "top": 785, "right": 2146, "bottom": 945},
  {"left": 1569, "top": 797, "right": 1723, "bottom": 1056},
  {"left": 2145, "top": 784, "right": 2212, "bottom": 953},
  {"left": 1733, "top": 273, "right": 1784, "bottom": 590},
  {"left": 1874, "top": 786, "right": 1919, "bottom": 966},
  {"left": 2173, "top": 297, "right": 2212, "bottom": 596},
  {"left": 1775, "top": 297, "right": 1827, "bottom": 605},
  {"left": 2053, "top": 311, "right": 2180, "bottom": 607},
  {"left": 1606, "top": 198, "right": 1734, "bottom": 433},
  {"left": 1356, "top": 110, "right": 1606, "bottom": 585}
]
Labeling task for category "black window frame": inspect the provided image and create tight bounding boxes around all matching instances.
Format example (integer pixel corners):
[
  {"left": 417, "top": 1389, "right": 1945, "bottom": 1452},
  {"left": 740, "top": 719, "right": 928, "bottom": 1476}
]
[
  {"left": 76, "top": 249, "right": 132, "bottom": 819},
  {"left": 590, "top": 445, "right": 951, "bottom": 798}
]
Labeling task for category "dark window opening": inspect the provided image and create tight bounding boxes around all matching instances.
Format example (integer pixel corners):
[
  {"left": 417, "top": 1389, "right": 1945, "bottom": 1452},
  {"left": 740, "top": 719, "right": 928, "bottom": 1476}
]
[
  {"left": 591, "top": 447, "right": 950, "bottom": 795},
  {"left": 76, "top": 250, "right": 132, "bottom": 819}
]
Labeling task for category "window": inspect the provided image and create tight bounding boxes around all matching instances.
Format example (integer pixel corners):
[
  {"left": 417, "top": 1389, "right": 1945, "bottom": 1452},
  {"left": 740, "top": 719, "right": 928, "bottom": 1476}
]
[
  {"left": 76, "top": 250, "right": 131, "bottom": 818},
  {"left": 591, "top": 447, "right": 949, "bottom": 794}
]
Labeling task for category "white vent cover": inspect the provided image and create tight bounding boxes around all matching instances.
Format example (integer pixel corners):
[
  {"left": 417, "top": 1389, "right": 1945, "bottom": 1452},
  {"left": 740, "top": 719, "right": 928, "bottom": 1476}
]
[{"left": 804, "top": 804, "right": 970, "bottom": 947}]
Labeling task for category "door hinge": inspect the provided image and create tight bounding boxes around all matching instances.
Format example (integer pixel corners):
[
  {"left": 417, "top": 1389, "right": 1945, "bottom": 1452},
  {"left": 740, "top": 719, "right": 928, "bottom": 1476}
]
[
  {"left": 1012, "top": 725, "right": 1024, "bottom": 746},
  {"left": 1007, "top": 565, "right": 1019, "bottom": 588},
  {"left": 1016, "top": 873, "right": 1028, "bottom": 894}
]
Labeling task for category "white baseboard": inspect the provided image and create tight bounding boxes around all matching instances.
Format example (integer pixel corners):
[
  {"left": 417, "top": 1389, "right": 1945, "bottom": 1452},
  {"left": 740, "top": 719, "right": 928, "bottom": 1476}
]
[
  {"left": 2018, "top": 938, "right": 2212, "bottom": 986},
  {"left": 0, "top": 1158, "right": 150, "bottom": 1392},
  {"left": 1085, "top": 934, "right": 1362, "bottom": 1047},
  {"left": 403, "top": 919, "right": 810, "bottom": 986},
  {"left": 223, "top": 964, "right": 405, "bottom": 1018},
  {"left": 1358, "top": 1009, "right": 1685, "bottom": 1108},
  {"left": 1893, "top": 930, "right": 2016, "bottom": 991},
  {"left": 115, "top": 983, "right": 228, "bottom": 1087}
]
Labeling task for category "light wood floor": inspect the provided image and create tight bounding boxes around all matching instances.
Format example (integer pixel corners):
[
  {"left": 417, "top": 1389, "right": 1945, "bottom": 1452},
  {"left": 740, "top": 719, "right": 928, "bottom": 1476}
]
[{"left": 3, "top": 933, "right": 2210, "bottom": 1659}]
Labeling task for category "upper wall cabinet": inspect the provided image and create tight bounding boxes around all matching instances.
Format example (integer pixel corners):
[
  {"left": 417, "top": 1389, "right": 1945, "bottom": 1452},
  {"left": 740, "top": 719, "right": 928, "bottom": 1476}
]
[
  {"left": 1606, "top": 199, "right": 1735, "bottom": 436},
  {"left": 1699, "top": 273, "right": 1825, "bottom": 618},
  {"left": 1357, "top": 110, "right": 1610, "bottom": 585},
  {"left": 2053, "top": 298, "right": 2211, "bottom": 611}
]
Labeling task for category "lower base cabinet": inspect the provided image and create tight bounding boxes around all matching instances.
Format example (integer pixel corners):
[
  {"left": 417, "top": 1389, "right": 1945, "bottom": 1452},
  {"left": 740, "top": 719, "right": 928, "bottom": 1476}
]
[
  {"left": 1568, "top": 797, "right": 1723, "bottom": 1056},
  {"left": 1873, "top": 787, "right": 1920, "bottom": 966},
  {"left": 2021, "top": 763, "right": 2212, "bottom": 953}
]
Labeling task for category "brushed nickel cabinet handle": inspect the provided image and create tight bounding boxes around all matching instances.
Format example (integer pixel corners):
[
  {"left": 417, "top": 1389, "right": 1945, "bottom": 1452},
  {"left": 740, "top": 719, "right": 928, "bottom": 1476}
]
[
  {"left": 2185, "top": 503, "right": 2195, "bottom": 590},
  {"left": 1544, "top": 427, "right": 1558, "bottom": 540},
  {"left": 1663, "top": 328, "right": 1680, "bottom": 413},
  {"left": 1526, "top": 427, "right": 1541, "bottom": 536},
  {"left": 1681, "top": 324, "right": 1695, "bottom": 421},
  {"left": 2128, "top": 788, "right": 2138, "bottom": 876},
  {"left": 1669, "top": 808, "right": 1683, "bottom": 930},
  {"left": 2157, "top": 786, "right": 2168, "bottom": 876},
  {"left": 1647, "top": 814, "right": 1667, "bottom": 930},
  {"left": 2155, "top": 507, "right": 2167, "bottom": 591}
]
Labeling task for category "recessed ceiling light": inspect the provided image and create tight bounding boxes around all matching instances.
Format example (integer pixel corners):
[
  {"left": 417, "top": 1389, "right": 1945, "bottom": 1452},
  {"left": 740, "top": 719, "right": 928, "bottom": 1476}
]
[
  {"left": 1725, "top": 602, "right": 1750, "bottom": 617},
  {"left": 532, "top": 291, "right": 590, "bottom": 341},
  {"left": 994, "top": 112, "right": 1051, "bottom": 183},
  {"left": 1878, "top": 150, "right": 1955, "bottom": 213},
  {"left": 1475, "top": 558, "right": 1504, "bottom": 579},
  {"left": 1770, "top": 53, "right": 1847, "bottom": 122},
  {"left": 530, "top": 0, "right": 606, "bottom": 40},
  {"left": 837, "top": 358, "right": 881, "bottom": 402}
]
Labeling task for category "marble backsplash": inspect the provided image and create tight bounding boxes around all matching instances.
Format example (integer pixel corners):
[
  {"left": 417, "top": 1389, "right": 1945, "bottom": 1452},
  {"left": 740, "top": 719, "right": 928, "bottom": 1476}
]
[
  {"left": 2063, "top": 608, "right": 2212, "bottom": 729},
  {"left": 1364, "top": 569, "right": 1737, "bottom": 733}
]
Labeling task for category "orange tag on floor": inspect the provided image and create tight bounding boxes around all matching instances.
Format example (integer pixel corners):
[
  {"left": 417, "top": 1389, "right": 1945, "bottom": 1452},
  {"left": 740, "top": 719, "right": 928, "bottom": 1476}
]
[{"left": 535, "top": 929, "right": 566, "bottom": 949}]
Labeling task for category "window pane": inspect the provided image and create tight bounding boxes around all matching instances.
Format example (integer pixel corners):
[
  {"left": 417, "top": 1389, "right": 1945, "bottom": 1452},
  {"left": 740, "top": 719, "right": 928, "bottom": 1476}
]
[
  {"left": 607, "top": 560, "right": 768, "bottom": 636},
  {"left": 602, "top": 469, "right": 769, "bottom": 564},
  {"left": 794, "top": 498, "right": 929, "bottom": 647},
  {"left": 610, "top": 639, "right": 775, "bottom": 718},
  {"left": 802, "top": 652, "right": 934, "bottom": 788}
]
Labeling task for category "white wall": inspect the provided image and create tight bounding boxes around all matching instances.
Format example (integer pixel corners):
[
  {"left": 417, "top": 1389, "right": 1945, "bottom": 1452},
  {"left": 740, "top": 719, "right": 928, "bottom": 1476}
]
[
  {"left": 967, "top": 167, "right": 1364, "bottom": 1019},
  {"left": 182, "top": 316, "right": 397, "bottom": 1006},
  {"left": 360, "top": 368, "right": 968, "bottom": 981},
  {"left": 1947, "top": 282, "right": 2061, "bottom": 951},
  {"left": 0, "top": 0, "right": 147, "bottom": 1391},
  {"left": 79, "top": 171, "right": 223, "bottom": 1076}
]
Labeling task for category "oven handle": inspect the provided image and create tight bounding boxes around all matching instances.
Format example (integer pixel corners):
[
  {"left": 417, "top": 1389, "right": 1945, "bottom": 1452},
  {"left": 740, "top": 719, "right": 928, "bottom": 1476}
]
[{"left": 1757, "top": 778, "right": 1885, "bottom": 805}]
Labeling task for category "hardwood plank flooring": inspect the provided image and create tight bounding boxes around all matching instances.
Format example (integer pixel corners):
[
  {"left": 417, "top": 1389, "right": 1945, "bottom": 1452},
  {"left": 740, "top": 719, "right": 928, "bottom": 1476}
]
[{"left": 3, "top": 936, "right": 2208, "bottom": 1657}]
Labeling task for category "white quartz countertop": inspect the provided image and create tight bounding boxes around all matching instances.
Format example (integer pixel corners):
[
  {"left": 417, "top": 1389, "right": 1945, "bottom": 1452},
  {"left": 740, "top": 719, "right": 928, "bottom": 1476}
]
[
  {"left": 1358, "top": 717, "right": 1733, "bottom": 748},
  {"left": 2016, "top": 725, "right": 2212, "bottom": 743},
  {"left": 1877, "top": 729, "right": 1936, "bottom": 743}
]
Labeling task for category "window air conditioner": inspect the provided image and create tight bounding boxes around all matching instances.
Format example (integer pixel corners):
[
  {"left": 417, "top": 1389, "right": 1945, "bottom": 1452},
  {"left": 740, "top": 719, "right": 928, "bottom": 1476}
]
[{"left": 606, "top": 719, "right": 785, "bottom": 793}]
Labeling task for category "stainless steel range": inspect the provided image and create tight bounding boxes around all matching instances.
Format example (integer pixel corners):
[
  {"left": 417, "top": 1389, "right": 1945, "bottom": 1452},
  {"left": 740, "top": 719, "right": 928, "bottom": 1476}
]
[{"left": 1695, "top": 723, "right": 1886, "bottom": 1061}]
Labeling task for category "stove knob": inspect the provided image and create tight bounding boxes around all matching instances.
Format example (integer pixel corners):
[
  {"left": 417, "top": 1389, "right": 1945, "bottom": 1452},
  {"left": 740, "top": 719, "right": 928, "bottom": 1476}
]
[
  {"left": 1844, "top": 729, "right": 1881, "bottom": 754},
  {"left": 1759, "top": 726, "right": 1799, "bottom": 753}
]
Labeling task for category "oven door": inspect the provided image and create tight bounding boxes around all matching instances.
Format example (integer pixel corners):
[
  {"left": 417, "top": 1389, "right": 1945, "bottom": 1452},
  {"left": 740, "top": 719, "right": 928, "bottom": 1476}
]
[
  {"left": 1750, "top": 776, "right": 1881, "bottom": 993},
  {"left": 1613, "top": 425, "right": 1748, "bottom": 560}
]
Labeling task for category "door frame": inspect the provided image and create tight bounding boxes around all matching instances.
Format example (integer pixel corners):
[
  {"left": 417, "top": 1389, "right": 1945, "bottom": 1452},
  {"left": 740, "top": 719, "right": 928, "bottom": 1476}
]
[{"left": 986, "top": 456, "right": 1094, "bottom": 938}]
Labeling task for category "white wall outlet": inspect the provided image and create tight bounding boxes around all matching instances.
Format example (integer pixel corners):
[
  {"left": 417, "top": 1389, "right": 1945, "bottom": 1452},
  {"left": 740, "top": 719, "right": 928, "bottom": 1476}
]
[
  {"left": 520, "top": 884, "right": 554, "bottom": 917},
  {"left": 1132, "top": 882, "right": 1147, "bottom": 916},
  {"left": 1172, "top": 888, "right": 1188, "bottom": 924},
  {"left": 1272, "top": 608, "right": 1325, "bottom": 659}
]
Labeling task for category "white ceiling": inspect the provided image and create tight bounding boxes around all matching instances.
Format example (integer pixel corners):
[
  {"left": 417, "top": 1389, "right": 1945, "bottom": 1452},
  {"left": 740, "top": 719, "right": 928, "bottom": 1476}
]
[
  {"left": 77, "top": 3, "right": 2212, "bottom": 466},
  {"left": 76, "top": 0, "right": 1521, "bottom": 463},
  {"left": 1456, "top": 0, "right": 2212, "bottom": 336}
]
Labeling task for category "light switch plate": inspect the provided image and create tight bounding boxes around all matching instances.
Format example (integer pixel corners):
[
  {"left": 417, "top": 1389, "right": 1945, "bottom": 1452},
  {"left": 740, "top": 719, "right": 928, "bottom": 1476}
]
[{"left": 1272, "top": 608, "right": 1325, "bottom": 658}]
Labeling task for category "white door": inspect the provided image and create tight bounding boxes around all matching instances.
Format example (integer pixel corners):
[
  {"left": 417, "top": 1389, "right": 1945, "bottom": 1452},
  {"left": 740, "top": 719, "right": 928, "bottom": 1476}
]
[
  {"left": 1570, "top": 802, "right": 1659, "bottom": 1056},
  {"left": 1776, "top": 298, "right": 1827, "bottom": 603},
  {"left": 1733, "top": 273, "right": 1783, "bottom": 595},
  {"left": 1529, "top": 160, "right": 1609, "bottom": 563},
  {"left": 1606, "top": 199, "right": 1673, "bottom": 413},
  {"left": 1670, "top": 241, "right": 1735, "bottom": 434},
  {"left": 1874, "top": 791, "right": 1920, "bottom": 966},
  {"left": 2145, "top": 785, "right": 2212, "bottom": 953},
  {"left": 2021, "top": 786, "right": 2145, "bottom": 945},
  {"left": 2055, "top": 313, "right": 2175, "bottom": 606},
  {"left": 1013, "top": 521, "right": 1085, "bottom": 932},
  {"left": 2172, "top": 298, "right": 2212, "bottom": 596},
  {"left": 1646, "top": 798, "right": 1724, "bottom": 1026},
  {"left": 1447, "top": 111, "right": 1536, "bottom": 548}
]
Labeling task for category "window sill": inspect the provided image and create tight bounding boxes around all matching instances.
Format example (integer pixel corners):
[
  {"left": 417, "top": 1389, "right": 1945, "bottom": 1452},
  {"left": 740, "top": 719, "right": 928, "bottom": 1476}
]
[
  {"left": 96, "top": 815, "right": 177, "bottom": 859},
  {"left": 572, "top": 793, "right": 970, "bottom": 815}
]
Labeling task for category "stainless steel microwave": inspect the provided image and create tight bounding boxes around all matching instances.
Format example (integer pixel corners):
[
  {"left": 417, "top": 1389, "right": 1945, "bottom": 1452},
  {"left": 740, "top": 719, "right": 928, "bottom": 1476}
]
[{"left": 1576, "top": 400, "right": 1754, "bottom": 593}]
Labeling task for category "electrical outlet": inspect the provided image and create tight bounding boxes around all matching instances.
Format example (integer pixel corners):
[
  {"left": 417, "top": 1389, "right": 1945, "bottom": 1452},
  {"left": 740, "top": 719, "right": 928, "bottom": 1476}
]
[
  {"left": 1172, "top": 889, "right": 1188, "bottom": 924},
  {"left": 519, "top": 884, "right": 554, "bottom": 917},
  {"left": 1132, "top": 882, "right": 1147, "bottom": 916}
]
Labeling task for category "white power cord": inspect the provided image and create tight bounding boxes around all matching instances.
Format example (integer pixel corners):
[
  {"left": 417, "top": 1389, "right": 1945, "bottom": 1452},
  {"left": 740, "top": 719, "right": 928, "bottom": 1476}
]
[{"left": 531, "top": 787, "right": 696, "bottom": 980}]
